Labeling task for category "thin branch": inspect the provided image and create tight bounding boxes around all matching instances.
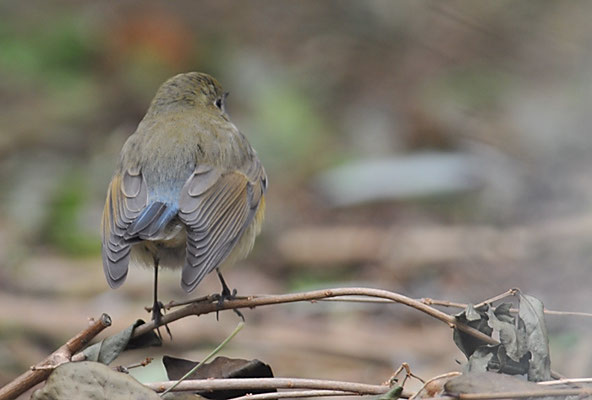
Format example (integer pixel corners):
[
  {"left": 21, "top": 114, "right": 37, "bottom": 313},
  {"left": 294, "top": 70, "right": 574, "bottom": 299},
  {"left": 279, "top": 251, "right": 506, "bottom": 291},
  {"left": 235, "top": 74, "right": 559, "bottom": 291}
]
[
  {"left": 320, "top": 295, "right": 592, "bottom": 318},
  {"left": 249, "top": 390, "right": 368, "bottom": 400},
  {"left": 474, "top": 288, "right": 519, "bottom": 309},
  {"left": 0, "top": 313, "right": 111, "bottom": 400},
  {"left": 163, "top": 294, "right": 217, "bottom": 310},
  {"left": 420, "top": 298, "right": 467, "bottom": 309},
  {"left": 384, "top": 362, "right": 424, "bottom": 388},
  {"left": 421, "top": 298, "right": 592, "bottom": 318},
  {"left": 455, "top": 387, "right": 592, "bottom": 399},
  {"left": 230, "top": 390, "right": 360, "bottom": 400},
  {"left": 138, "top": 287, "right": 564, "bottom": 380},
  {"left": 319, "top": 297, "right": 393, "bottom": 304},
  {"left": 543, "top": 309, "right": 592, "bottom": 318},
  {"left": 409, "top": 372, "right": 461, "bottom": 400},
  {"left": 538, "top": 377, "right": 592, "bottom": 385},
  {"left": 116, "top": 357, "right": 154, "bottom": 373},
  {"left": 420, "top": 288, "right": 520, "bottom": 311},
  {"left": 133, "top": 287, "right": 498, "bottom": 348},
  {"left": 145, "top": 377, "right": 407, "bottom": 396}
]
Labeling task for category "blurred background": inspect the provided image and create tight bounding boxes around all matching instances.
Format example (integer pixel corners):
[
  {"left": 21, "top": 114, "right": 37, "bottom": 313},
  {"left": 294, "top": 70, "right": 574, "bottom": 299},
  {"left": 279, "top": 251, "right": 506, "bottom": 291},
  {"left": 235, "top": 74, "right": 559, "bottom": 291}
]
[{"left": 2, "top": 0, "right": 592, "bottom": 396}]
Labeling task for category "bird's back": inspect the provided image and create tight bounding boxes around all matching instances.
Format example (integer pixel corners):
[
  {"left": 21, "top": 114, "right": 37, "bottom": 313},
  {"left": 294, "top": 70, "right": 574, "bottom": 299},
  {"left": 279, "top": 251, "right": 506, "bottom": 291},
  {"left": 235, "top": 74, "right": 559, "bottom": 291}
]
[{"left": 101, "top": 72, "right": 267, "bottom": 292}]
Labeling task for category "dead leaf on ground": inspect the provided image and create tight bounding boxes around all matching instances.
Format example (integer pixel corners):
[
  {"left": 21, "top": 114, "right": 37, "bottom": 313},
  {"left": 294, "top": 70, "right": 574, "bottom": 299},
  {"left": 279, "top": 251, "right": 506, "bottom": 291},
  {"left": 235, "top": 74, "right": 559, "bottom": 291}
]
[{"left": 163, "top": 355, "right": 275, "bottom": 400}]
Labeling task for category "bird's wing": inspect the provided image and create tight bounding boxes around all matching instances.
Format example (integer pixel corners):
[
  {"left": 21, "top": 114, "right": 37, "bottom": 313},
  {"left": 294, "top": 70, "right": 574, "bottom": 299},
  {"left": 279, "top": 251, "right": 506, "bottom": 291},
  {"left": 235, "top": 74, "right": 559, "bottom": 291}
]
[
  {"left": 178, "top": 161, "right": 266, "bottom": 292},
  {"left": 101, "top": 168, "right": 148, "bottom": 288}
]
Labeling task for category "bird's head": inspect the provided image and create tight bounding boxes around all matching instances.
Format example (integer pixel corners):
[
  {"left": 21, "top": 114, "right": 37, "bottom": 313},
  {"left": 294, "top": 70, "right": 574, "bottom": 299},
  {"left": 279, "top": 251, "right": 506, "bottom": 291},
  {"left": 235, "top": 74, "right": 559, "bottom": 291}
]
[{"left": 147, "top": 71, "right": 229, "bottom": 116}]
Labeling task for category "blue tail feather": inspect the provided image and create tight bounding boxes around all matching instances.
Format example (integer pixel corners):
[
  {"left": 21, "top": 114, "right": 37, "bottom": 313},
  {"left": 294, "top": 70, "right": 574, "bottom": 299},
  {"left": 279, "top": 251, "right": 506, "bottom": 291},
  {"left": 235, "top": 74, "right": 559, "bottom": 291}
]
[{"left": 126, "top": 202, "right": 178, "bottom": 239}]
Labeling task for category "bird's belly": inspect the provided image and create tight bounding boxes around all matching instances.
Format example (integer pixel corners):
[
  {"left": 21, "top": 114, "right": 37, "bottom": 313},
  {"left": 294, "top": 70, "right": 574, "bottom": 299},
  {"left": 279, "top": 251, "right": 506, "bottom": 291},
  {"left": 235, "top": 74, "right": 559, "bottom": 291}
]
[{"left": 130, "top": 225, "right": 187, "bottom": 270}]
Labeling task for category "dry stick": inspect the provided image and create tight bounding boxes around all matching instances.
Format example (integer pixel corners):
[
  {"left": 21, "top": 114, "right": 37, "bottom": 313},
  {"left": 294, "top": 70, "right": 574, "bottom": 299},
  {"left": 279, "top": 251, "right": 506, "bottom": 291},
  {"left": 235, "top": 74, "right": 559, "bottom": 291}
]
[
  {"left": 137, "top": 287, "right": 563, "bottom": 380},
  {"left": 132, "top": 287, "right": 497, "bottom": 347},
  {"left": 421, "top": 298, "right": 592, "bottom": 318},
  {"left": 538, "top": 309, "right": 592, "bottom": 318},
  {"left": 322, "top": 296, "right": 592, "bottom": 318},
  {"left": 162, "top": 294, "right": 219, "bottom": 309},
  {"left": 0, "top": 313, "right": 111, "bottom": 400},
  {"left": 386, "top": 362, "right": 425, "bottom": 386},
  {"left": 177, "top": 291, "right": 592, "bottom": 319},
  {"left": 539, "top": 377, "right": 592, "bottom": 385},
  {"left": 408, "top": 372, "right": 461, "bottom": 400},
  {"left": 145, "top": 377, "right": 406, "bottom": 396},
  {"left": 420, "top": 288, "right": 519, "bottom": 312},
  {"left": 474, "top": 288, "right": 519, "bottom": 309},
  {"left": 230, "top": 389, "right": 359, "bottom": 400},
  {"left": 120, "top": 357, "right": 154, "bottom": 372},
  {"left": 455, "top": 387, "right": 592, "bottom": 399},
  {"left": 422, "top": 286, "right": 592, "bottom": 319}
]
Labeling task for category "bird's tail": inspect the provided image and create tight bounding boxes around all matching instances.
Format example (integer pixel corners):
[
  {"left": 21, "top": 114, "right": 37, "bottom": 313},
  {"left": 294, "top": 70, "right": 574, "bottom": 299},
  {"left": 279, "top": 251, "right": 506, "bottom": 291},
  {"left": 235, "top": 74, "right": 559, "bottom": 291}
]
[{"left": 125, "top": 202, "right": 178, "bottom": 240}]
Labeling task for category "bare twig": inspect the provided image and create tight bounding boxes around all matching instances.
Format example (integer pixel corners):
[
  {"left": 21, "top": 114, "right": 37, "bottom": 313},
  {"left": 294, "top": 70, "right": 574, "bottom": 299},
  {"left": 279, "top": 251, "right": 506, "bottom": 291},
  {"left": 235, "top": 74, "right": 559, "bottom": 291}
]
[
  {"left": 320, "top": 297, "right": 393, "bottom": 304},
  {"left": 409, "top": 372, "right": 461, "bottom": 400},
  {"left": 421, "top": 288, "right": 520, "bottom": 311},
  {"left": 421, "top": 298, "right": 592, "bottom": 318},
  {"left": 474, "top": 288, "right": 519, "bottom": 309},
  {"left": 543, "top": 310, "right": 592, "bottom": 318},
  {"left": 133, "top": 287, "right": 498, "bottom": 348},
  {"left": 144, "top": 377, "right": 408, "bottom": 396},
  {"left": 163, "top": 294, "right": 235, "bottom": 310},
  {"left": 118, "top": 357, "right": 154, "bottom": 372},
  {"left": 139, "top": 287, "right": 565, "bottom": 380},
  {"left": 385, "top": 362, "right": 425, "bottom": 387},
  {"left": 322, "top": 294, "right": 592, "bottom": 318},
  {"left": 538, "top": 377, "right": 592, "bottom": 385},
  {"left": 0, "top": 313, "right": 111, "bottom": 400},
  {"left": 229, "top": 389, "right": 359, "bottom": 400},
  {"left": 454, "top": 387, "right": 592, "bottom": 399},
  {"left": 421, "top": 298, "right": 468, "bottom": 309}
]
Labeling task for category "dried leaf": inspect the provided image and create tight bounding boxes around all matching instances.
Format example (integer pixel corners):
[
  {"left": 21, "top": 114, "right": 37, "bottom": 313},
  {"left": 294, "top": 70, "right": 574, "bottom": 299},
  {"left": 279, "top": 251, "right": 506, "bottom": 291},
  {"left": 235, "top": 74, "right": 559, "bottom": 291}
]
[
  {"left": 453, "top": 293, "right": 551, "bottom": 382},
  {"left": 493, "top": 302, "right": 513, "bottom": 322},
  {"left": 485, "top": 304, "right": 530, "bottom": 376},
  {"left": 489, "top": 344, "right": 531, "bottom": 375},
  {"left": 487, "top": 306, "right": 518, "bottom": 359},
  {"left": 377, "top": 386, "right": 403, "bottom": 400},
  {"left": 83, "top": 319, "right": 160, "bottom": 365},
  {"left": 465, "top": 347, "right": 493, "bottom": 373},
  {"left": 453, "top": 304, "right": 492, "bottom": 358},
  {"left": 519, "top": 294, "right": 551, "bottom": 381},
  {"left": 163, "top": 356, "right": 275, "bottom": 400}
]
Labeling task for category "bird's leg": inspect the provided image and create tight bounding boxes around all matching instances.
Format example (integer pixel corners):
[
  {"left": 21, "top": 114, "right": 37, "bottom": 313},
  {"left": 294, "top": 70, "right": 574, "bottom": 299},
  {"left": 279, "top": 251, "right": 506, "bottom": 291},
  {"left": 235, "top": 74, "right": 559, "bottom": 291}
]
[
  {"left": 152, "top": 258, "right": 172, "bottom": 340},
  {"left": 215, "top": 269, "right": 244, "bottom": 321},
  {"left": 217, "top": 269, "right": 237, "bottom": 299}
]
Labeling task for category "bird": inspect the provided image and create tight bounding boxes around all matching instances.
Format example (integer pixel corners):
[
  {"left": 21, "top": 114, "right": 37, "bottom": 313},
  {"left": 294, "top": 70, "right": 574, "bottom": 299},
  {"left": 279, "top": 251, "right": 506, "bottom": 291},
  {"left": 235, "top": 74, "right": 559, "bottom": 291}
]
[{"left": 101, "top": 72, "right": 267, "bottom": 329}]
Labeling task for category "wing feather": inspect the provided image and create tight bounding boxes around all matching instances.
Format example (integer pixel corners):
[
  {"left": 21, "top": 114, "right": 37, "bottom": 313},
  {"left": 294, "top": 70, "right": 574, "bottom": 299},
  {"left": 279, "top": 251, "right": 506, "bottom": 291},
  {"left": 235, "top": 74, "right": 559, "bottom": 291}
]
[
  {"left": 178, "top": 164, "right": 265, "bottom": 292},
  {"left": 101, "top": 170, "right": 148, "bottom": 288}
]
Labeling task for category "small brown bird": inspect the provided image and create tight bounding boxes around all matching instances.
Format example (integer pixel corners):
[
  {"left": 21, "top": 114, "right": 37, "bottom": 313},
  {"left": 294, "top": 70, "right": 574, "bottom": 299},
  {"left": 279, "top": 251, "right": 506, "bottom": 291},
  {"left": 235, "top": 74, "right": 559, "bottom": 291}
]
[{"left": 101, "top": 72, "right": 267, "bottom": 324}]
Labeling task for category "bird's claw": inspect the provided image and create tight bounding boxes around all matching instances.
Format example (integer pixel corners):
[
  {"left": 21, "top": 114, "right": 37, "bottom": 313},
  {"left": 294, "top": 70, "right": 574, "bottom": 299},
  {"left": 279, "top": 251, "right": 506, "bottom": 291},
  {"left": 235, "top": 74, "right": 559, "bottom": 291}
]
[
  {"left": 214, "top": 290, "right": 244, "bottom": 321},
  {"left": 152, "top": 300, "right": 172, "bottom": 340}
]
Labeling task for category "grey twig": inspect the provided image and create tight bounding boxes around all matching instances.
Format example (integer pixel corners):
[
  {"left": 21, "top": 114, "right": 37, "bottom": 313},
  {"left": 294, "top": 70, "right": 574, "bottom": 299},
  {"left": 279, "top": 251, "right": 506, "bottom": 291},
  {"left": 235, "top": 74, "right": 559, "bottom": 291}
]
[{"left": 144, "top": 377, "right": 407, "bottom": 396}]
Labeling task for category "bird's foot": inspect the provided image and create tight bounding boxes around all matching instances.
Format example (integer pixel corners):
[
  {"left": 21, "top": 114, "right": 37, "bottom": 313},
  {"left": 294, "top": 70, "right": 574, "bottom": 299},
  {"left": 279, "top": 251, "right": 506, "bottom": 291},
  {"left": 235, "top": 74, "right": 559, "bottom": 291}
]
[
  {"left": 213, "top": 287, "right": 244, "bottom": 321},
  {"left": 152, "top": 300, "right": 172, "bottom": 340}
]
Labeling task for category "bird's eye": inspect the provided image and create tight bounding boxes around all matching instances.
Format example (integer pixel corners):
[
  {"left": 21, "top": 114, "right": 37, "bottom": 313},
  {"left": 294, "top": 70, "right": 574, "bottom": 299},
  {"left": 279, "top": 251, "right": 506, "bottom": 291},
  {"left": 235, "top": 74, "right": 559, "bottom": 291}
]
[{"left": 214, "top": 98, "right": 223, "bottom": 110}]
